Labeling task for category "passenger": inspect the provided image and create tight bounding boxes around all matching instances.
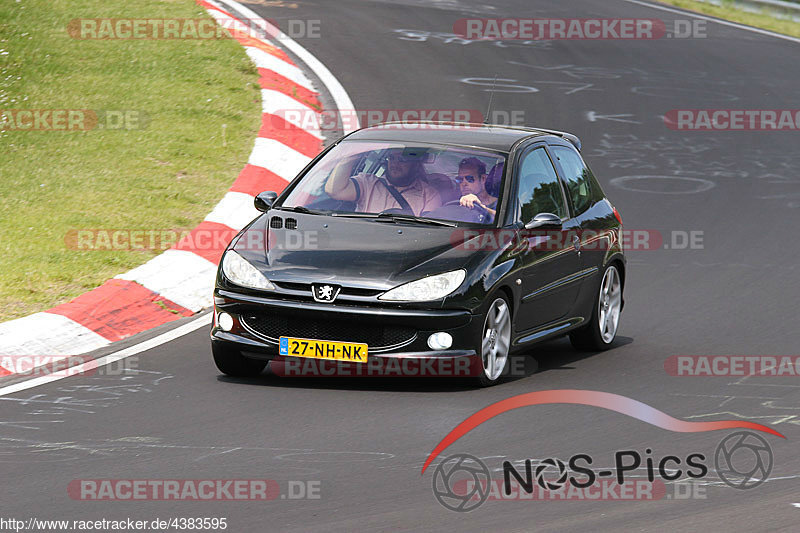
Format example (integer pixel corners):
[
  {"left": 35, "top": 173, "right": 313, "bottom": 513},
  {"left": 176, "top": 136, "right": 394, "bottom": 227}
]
[
  {"left": 457, "top": 157, "right": 497, "bottom": 221},
  {"left": 325, "top": 148, "right": 441, "bottom": 216}
]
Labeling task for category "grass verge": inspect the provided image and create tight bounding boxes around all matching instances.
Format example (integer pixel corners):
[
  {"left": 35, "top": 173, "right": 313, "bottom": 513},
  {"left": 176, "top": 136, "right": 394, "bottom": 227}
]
[
  {"left": 657, "top": 0, "right": 800, "bottom": 38},
  {"left": 0, "top": 0, "right": 262, "bottom": 321}
]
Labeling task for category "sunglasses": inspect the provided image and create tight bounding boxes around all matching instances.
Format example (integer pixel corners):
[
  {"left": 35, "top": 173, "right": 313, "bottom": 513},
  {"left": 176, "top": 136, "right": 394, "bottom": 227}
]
[{"left": 454, "top": 175, "right": 478, "bottom": 184}]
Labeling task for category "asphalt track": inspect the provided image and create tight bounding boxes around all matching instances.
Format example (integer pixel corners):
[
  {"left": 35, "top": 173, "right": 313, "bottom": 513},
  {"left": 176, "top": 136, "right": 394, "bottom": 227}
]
[{"left": 2, "top": 0, "right": 800, "bottom": 531}]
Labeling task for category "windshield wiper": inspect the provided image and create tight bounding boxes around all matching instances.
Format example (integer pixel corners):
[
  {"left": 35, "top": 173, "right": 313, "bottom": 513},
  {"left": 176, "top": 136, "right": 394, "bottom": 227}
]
[
  {"left": 330, "top": 212, "right": 377, "bottom": 218},
  {"left": 329, "top": 212, "right": 456, "bottom": 227},
  {"left": 276, "top": 205, "right": 322, "bottom": 215},
  {"left": 376, "top": 213, "right": 457, "bottom": 227}
]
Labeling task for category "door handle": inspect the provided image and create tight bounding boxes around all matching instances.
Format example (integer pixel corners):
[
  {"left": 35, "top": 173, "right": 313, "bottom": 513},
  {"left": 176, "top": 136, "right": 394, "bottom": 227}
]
[{"left": 572, "top": 234, "right": 581, "bottom": 253}]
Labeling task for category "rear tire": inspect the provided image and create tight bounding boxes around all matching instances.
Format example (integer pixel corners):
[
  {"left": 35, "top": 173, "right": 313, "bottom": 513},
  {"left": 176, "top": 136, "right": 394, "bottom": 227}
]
[
  {"left": 212, "top": 343, "right": 267, "bottom": 377},
  {"left": 569, "top": 263, "right": 623, "bottom": 352}
]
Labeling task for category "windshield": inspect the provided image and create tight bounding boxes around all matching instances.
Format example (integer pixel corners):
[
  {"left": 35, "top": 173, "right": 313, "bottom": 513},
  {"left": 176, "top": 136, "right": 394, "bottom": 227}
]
[{"left": 280, "top": 141, "right": 507, "bottom": 225}]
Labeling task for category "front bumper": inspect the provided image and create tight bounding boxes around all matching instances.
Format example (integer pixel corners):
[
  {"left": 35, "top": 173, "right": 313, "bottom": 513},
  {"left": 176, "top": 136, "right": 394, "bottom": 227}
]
[{"left": 211, "top": 288, "right": 483, "bottom": 376}]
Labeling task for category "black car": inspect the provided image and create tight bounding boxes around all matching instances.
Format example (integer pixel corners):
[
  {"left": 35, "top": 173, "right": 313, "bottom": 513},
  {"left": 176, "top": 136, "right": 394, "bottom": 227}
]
[{"left": 211, "top": 122, "right": 625, "bottom": 386}]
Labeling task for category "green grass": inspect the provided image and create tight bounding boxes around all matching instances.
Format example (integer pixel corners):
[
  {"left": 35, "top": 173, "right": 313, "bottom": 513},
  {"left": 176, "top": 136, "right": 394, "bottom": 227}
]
[
  {"left": 0, "top": 0, "right": 262, "bottom": 321},
  {"left": 657, "top": 0, "right": 800, "bottom": 38}
]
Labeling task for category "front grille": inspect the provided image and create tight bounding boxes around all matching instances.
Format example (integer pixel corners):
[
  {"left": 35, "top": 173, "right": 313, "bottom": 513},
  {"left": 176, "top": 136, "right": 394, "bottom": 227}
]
[
  {"left": 241, "top": 312, "right": 416, "bottom": 350},
  {"left": 272, "top": 281, "right": 384, "bottom": 298},
  {"left": 272, "top": 281, "right": 382, "bottom": 297}
]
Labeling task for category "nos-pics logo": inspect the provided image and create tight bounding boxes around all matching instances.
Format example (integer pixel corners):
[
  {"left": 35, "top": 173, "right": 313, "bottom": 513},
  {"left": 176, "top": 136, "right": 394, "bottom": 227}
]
[{"left": 431, "top": 431, "right": 773, "bottom": 512}]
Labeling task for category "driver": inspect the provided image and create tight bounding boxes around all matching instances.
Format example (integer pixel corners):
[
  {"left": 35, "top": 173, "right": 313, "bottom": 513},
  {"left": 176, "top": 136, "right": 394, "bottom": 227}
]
[
  {"left": 324, "top": 148, "right": 441, "bottom": 216},
  {"left": 457, "top": 157, "right": 497, "bottom": 220}
]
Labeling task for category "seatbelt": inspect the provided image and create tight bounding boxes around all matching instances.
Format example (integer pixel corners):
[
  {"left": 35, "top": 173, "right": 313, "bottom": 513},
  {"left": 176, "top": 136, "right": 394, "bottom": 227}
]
[{"left": 377, "top": 177, "right": 414, "bottom": 214}]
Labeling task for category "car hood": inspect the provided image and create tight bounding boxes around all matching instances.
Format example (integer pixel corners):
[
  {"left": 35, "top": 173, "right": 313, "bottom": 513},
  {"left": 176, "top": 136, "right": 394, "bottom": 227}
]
[{"left": 233, "top": 212, "right": 490, "bottom": 290}]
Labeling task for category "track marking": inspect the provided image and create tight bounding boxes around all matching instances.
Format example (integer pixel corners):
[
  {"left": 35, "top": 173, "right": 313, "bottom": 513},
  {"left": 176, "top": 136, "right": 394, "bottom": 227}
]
[
  {"left": 622, "top": 0, "right": 800, "bottom": 45},
  {"left": 0, "top": 314, "right": 212, "bottom": 398},
  {"left": 587, "top": 111, "right": 641, "bottom": 124}
]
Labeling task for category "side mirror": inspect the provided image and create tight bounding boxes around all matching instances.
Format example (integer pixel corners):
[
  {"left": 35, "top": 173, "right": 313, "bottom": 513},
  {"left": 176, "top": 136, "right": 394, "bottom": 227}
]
[
  {"left": 254, "top": 191, "right": 278, "bottom": 212},
  {"left": 525, "top": 212, "right": 562, "bottom": 230}
]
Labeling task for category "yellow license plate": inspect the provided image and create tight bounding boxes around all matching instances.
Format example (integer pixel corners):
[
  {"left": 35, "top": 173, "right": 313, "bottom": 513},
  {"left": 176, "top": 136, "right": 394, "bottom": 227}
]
[{"left": 279, "top": 337, "right": 368, "bottom": 363}]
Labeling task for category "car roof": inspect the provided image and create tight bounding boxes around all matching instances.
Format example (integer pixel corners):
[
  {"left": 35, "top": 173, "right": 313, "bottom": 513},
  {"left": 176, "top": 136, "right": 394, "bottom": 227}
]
[{"left": 342, "top": 122, "right": 581, "bottom": 153}]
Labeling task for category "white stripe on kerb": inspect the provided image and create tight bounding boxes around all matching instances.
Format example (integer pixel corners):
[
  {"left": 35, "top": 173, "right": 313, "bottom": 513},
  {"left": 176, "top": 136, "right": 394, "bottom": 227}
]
[
  {"left": 116, "top": 250, "right": 217, "bottom": 312},
  {"left": 204, "top": 191, "right": 262, "bottom": 230},
  {"left": 246, "top": 47, "right": 316, "bottom": 91},
  {"left": 0, "top": 314, "right": 212, "bottom": 397},
  {"left": 248, "top": 137, "right": 312, "bottom": 180},
  {"left": 0, "top": 313, "right": 110, "bottom": 356},
  {"left": 261, "top": 89, "right": 324, "bottom": 139}
]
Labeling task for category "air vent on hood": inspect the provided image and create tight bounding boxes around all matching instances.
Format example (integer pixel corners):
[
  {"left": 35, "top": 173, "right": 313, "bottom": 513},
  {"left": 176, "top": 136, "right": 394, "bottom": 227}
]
[
  {"left": 270, "top": 216, "right": 283, "bottom": 229},
  {"left": 285, "top": 218, "right": 297, "bottom": 230}
]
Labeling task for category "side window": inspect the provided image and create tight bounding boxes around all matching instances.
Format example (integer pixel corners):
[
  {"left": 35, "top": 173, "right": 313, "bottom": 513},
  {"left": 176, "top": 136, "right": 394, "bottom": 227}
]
[
  {"left": 551, "top": 145, "right": 600, "bottom": 216},
  {"left": 516, "top": 147, "right": 567, "bottom": 222}
]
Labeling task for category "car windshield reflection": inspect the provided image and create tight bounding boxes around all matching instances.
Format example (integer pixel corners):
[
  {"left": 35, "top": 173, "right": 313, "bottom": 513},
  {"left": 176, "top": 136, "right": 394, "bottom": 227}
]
[{"left": 280, "top": 141, "right": 507, "bottom": 225}]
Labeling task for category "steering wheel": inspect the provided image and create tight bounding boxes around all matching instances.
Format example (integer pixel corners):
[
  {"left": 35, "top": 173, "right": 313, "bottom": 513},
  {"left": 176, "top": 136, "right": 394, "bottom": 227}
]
[{"left": 444, "top": 199, "right": 489, "bottom": 214}]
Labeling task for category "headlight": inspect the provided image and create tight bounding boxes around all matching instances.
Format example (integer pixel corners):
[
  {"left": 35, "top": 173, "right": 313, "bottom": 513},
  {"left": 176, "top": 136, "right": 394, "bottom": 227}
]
[
  {"left": 221, "top": 251, "right": 275, "bottom": 290},
  {"left": 378, "top": 270, "right": 466, "bottom": 302}
]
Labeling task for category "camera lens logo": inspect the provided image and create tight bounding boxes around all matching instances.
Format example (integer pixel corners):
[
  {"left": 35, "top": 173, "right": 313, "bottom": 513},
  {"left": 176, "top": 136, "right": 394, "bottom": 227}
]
[
  {"left": 715, "top": 431, "right": 773, "bottom": 489},
  {"left": 431, "top": 454, "right": 491, "bottom": 512},
  {"left": 534, "top": 458, "right": 569, "bottom": 490}
]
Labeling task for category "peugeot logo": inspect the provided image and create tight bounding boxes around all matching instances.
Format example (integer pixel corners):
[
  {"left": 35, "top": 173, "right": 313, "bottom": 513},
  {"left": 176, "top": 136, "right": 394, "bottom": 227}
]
[{"left": 312, "top": 284, "right": 340, "bottom": 303}]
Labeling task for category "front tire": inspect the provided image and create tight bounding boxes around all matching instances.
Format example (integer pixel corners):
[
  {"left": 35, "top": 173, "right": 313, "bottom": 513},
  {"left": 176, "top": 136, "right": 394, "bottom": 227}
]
[
  {"left": 569, "top": 263, "right": 623, "bottom": 351},
  {"left": 476, "top": 296, "right": 512, "bottom": 387},
  {"left": 212, "top": 342, "right": 267, "bottom": 377}
]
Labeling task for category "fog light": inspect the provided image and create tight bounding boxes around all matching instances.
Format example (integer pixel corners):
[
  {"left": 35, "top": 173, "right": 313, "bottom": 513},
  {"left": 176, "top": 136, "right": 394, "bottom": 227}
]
[
  {"left": 427, "top": 332, "right": 453, "bottom": 350},
  {"left": 218, "top": 312, "right": 234, "bottom": 332}
]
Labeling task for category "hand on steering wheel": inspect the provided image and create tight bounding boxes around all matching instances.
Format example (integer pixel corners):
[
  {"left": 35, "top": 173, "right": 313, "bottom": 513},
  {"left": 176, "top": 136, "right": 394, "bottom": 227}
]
[{"left": 447, "top": 197, "right": 489, "bottom": 214}]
